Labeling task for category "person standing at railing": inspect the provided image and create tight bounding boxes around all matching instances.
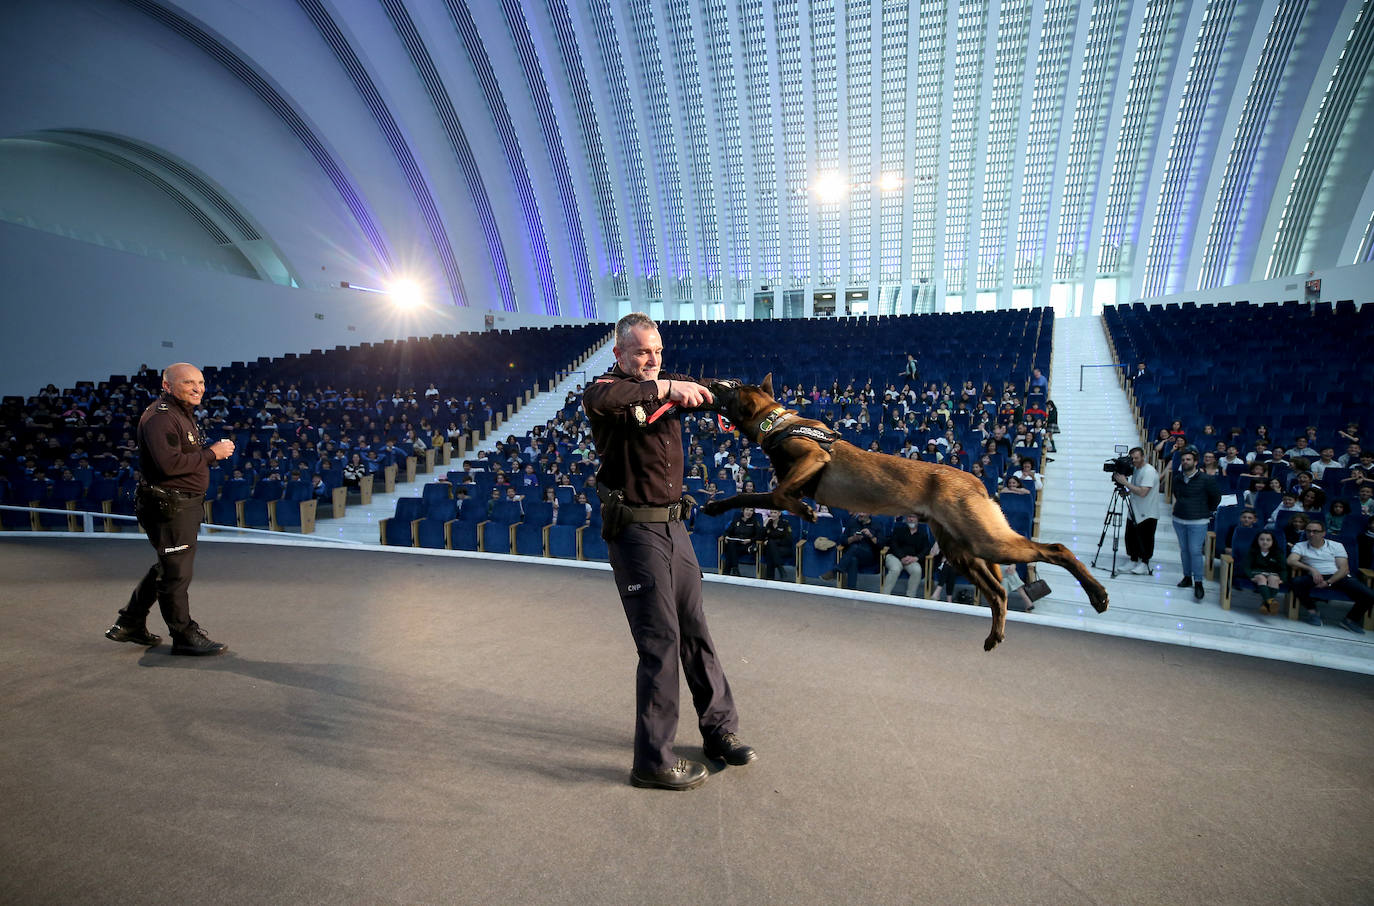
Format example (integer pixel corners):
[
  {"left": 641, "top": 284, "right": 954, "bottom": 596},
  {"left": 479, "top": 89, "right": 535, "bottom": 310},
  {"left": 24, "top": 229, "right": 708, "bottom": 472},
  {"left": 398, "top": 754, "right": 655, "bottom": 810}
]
[{"left": 105, "top": 363, "right": 233, "bottom": 656}]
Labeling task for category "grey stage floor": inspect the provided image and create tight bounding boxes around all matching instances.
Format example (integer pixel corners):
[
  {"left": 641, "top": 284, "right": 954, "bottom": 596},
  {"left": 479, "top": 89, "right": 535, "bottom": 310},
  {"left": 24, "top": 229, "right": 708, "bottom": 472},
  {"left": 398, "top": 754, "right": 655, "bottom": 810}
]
[{"left": 2, "top": 538, "right": 1372, "bottom": 906}]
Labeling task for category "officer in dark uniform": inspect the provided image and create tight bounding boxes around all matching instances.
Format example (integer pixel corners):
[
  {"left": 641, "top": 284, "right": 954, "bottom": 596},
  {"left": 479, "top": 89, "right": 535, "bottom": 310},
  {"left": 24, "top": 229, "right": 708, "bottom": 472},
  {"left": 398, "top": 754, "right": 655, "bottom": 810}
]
[
  {"left": 105, "top": 363, "right": 233, "bottom": 655},
  {"left": 721, "top": 507, "right": 764, "bottom": 576},
  {"left": 759, "top": 509, "right": 796, "bottom": 581},
  {"left": 583, "top": 313, "right": 756, "bottom": 791}
]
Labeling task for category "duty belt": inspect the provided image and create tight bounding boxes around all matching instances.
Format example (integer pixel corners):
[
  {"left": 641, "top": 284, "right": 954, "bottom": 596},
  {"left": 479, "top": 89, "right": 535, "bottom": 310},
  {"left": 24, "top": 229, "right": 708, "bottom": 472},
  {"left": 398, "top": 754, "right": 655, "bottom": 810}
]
[
  {"left": 144, "top": 484, "right": 201, "bottom": 500},
  {"left": 625, "top": 501, "right": 687, "bottom": 523}
]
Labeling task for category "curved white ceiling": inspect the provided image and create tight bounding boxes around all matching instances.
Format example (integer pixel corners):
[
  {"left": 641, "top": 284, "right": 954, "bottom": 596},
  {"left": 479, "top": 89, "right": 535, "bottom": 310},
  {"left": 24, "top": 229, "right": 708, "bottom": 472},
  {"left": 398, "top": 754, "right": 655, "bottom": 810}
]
[{"left": 3, "top": 0, "right": 1372, "bottom": 318}]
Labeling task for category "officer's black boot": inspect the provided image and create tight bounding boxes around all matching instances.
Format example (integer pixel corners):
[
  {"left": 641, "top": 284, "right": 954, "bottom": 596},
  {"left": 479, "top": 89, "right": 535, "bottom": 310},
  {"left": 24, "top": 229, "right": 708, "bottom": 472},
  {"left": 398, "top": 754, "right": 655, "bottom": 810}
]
[
  {"left": 630, "top": 758, "right": 708, "bottom": 791},
  {"left": 170, "top": 626, "right": 227, "bottom": 656},
  {"left": 105, "top": 622, "right": 161, "bottom": 646}
]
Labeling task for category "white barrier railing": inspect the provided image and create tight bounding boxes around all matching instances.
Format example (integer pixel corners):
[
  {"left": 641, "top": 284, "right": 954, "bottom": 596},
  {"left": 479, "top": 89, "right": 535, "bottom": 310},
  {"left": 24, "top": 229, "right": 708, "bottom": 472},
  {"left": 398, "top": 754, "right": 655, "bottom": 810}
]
[{"left": 0, "top": 504, "right": 364, "bottom": 544}]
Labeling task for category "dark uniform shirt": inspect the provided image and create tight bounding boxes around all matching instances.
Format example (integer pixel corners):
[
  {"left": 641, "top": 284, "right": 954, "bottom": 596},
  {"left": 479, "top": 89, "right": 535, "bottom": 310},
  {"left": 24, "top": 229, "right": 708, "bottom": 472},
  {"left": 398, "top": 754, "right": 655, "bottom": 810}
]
[
  {"left": 138, "top": 392, "right": 215, "bottom": 495},
  {"left": 888, "top": 522, "right": 934, "bottom": 560},
  {"left": 583, "top": 366, "right": 692, "bottom": 506}
]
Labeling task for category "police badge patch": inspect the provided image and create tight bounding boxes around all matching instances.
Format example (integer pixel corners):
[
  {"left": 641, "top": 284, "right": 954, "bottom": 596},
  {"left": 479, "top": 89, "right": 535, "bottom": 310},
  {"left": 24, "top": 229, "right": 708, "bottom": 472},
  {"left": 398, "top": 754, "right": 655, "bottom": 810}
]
[
  {"left": 187, "top": 432, "right": 196, "bottom": 444},
  {"left": 633, "top": 404, "right": 647, "bottom": 426}
]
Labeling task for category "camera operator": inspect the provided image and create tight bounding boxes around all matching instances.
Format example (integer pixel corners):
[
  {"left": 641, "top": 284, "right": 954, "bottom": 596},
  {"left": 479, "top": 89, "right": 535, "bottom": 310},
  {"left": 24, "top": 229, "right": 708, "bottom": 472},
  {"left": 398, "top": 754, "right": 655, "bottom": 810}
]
[{"left": 1113, "top": 447, "right": 1159, "bottom": 575}]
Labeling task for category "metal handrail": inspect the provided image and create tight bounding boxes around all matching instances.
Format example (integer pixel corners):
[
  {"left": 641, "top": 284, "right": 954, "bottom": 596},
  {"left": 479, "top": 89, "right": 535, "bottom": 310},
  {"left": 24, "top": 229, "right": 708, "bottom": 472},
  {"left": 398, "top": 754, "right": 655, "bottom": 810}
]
[{"left": 1079, "top": 362, "right": 1127, "bottom": 391}]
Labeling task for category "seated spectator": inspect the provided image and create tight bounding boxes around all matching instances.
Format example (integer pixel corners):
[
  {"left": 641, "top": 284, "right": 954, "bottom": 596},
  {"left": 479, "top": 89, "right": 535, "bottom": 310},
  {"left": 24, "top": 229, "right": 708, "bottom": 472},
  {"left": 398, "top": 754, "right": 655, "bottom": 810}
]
[
  {"left": 1219, "top": 444, "right": 1245, "bottom": 470},
  {"left": 1283, "top": 512, "right": 1310, "bottom": 548},
  {"left": 1358, "top": 485, "right": 1374, "bottom": 519},
  {"left": 1310, "top": 447, "right": 1339, "bottom": 480},
  {"left": 1300, "top": 487, "right": 1327, "bottom": 515},
  {"left": 1339, "top": 466, "right": 1374, "bottom": 497},
  {"left": 1286, "top": 520, "right": 1372, "bottom": 632},
  {"left": 759, "top": 509, "right": 794, "bottom": 581},
  {"left": 1264, "top": 494, "right": 1297, "bottom": 530},
  {"left": 1002, "top": 564, "right": 1036, "bottom": 613},
  {"left": 1290, "top": 435, "right": 1319, "bottom": 460},
  {"left": 721, "top": 508, "right": 763, "bottom": 577},
  {"left": 1245, "top": 530, "right": 1287, "bottom": 616},
  {"left": 998, "top": 474, "right": 1032, "bottom": 496},
  {"left": 1326, "top": 499, "right": 1352, "bottom": 536},
  {"left": 1338, "top": 442, "right": 1362, "bottom": 468},
  {"left": 881, "top": 514, "right": 933, "bottom": 598},
  {"left": 1337, "top": 421, "right": 1361, "bottom": 447},
  {"left": 822, "top": 513, "right": 883, "bottom": 588},
  {"left": 1224, "top": 509, "right": 1259, "bottom": 556},
  {"left": 1245, "top": 440, "right": 1272, "bottom": 464}
]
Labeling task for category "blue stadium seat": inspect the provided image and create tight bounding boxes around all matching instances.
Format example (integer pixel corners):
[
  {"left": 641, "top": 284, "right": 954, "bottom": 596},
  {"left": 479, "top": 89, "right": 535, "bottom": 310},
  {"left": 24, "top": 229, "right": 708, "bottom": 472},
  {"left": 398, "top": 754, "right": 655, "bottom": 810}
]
[
  {"left": 379, "top": 497, "right": 425, "bottom": 546},
  {"left": 415, "top": 516, "right": 454, "bottom": 549},
  {"left": 547, "top": 524, "right": 580, "bottom": 559},
  {"left": 449, "top": 519, "right": 480, "bottom": 551},
  {"left": 240, "top": 498, "right": 272, "bottom": 530},
  {"left": 580, "top": 528, "right": 608, "bottom": 561}
]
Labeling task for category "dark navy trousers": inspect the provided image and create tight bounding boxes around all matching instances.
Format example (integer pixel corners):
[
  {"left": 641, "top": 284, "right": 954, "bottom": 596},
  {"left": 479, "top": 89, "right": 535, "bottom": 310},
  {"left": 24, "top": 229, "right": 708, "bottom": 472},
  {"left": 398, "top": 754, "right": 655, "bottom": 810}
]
[
  {"left": 120, "top": 492, "right": 204, "bottom": 636},
  {"left": 607, "top": 520, "right": 738, "bottom": 772}
]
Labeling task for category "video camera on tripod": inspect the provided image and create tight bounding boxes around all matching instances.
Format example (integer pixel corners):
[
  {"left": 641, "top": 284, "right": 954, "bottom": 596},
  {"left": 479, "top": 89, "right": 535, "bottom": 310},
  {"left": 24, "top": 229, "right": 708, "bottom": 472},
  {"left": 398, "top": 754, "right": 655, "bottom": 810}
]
[
  {"left": 1092, "top": 444, "right": 1134, "bottom": 576},
  {"left": 1103, "top": 446, "right": 1132, "bottom": 497}
]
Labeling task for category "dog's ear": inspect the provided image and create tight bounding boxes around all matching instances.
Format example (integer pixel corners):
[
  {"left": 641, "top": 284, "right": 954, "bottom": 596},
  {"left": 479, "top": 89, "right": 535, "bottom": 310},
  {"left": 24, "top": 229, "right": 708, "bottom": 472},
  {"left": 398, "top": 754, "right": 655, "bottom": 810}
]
[{"left": 761, "top": 373, "right": 773, "bottom": 396}]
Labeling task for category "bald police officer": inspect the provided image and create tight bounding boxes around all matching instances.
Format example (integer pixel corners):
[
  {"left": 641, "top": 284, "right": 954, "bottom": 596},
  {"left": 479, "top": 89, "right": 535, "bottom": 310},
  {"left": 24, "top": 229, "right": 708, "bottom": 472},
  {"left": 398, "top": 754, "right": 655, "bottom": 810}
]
[
  {"left": 105, "top": 363, "right": 233, "bottom": 655},
  {"left": 584, "top": 313, "right": 755, "bottom": 791}
]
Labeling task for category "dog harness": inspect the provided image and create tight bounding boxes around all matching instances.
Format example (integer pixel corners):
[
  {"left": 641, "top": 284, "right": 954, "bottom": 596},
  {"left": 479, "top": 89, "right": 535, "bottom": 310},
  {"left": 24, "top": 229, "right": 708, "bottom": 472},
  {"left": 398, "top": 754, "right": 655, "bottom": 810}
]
[{"left": 759, "top": 412, "right": 840, "bottom": 455}]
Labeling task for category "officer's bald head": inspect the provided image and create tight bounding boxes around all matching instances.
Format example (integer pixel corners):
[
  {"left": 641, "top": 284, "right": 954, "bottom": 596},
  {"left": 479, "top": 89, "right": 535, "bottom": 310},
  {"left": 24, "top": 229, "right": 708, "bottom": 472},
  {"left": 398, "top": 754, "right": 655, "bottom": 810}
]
[{"left": 163, "top": 363, "right": 205, "bottom": 405}]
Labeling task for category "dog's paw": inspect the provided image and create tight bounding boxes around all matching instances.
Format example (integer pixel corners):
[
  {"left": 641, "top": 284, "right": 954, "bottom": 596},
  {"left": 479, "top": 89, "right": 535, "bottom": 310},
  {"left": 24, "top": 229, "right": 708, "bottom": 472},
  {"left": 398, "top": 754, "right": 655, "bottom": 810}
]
[
  {"left": 983, "top": 631, "right": 1004, "bottom": 652},
  {"left": 1089, "top": 590, "right": 1110, "bottom": 614}
]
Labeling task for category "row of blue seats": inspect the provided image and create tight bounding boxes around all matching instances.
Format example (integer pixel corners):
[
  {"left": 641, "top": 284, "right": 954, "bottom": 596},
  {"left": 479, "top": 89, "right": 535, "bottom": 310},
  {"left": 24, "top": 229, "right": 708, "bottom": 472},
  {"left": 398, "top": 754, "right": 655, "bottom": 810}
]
[
  {"left": 1104, "top": 301, "right": 1371, "bottom": 443},
  {"left": 379, "top": 481, "right": 1038, "bottom": 592}
]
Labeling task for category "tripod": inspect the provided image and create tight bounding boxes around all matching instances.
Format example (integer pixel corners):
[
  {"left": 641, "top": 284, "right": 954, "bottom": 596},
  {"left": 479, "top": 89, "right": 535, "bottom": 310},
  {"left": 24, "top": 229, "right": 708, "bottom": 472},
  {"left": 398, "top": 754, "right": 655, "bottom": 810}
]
[{"left": 1091, "top": 484, "right": 1130, "bottom": 577}]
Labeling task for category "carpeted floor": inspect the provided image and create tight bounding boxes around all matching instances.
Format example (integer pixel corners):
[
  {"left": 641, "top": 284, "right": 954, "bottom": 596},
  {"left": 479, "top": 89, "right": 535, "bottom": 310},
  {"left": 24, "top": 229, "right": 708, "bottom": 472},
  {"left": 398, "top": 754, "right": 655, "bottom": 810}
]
[{"left": 1, "top": 537, "right": 1372, "bottom": 905}]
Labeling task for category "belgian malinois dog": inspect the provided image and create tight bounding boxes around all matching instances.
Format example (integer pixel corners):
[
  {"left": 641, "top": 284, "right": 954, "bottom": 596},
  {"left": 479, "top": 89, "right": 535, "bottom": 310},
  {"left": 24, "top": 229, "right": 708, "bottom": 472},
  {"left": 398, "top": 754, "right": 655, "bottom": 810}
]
[{"left": 701, "top": 375, "right": 1109, "bottom": 651}]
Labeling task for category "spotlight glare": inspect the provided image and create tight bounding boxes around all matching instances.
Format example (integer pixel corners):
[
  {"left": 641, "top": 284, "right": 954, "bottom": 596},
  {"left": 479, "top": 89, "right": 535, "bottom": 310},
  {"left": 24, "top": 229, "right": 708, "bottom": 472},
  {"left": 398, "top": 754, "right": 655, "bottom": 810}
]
[
  {"left": 878, "top": 172, "right": 902, "bottom": 192},
  {"left": 387, "top": 279, "right": 423, "bottom": 309},
  {"left": 812, "top": 171, "right": 845, "bottom": 203}
]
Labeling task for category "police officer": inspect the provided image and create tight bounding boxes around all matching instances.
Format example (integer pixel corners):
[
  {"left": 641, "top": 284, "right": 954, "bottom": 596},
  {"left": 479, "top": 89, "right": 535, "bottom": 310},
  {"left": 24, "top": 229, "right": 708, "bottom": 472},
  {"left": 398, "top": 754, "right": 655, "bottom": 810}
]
[
  {"left": 583, "top": 313, "right": 755, "bottom": 791},
  {"left": 105, "top": 363, "right": 233, "bottom": 655},
  {"left": 721, "top": 507, "right": 764, "bottom": 576}
]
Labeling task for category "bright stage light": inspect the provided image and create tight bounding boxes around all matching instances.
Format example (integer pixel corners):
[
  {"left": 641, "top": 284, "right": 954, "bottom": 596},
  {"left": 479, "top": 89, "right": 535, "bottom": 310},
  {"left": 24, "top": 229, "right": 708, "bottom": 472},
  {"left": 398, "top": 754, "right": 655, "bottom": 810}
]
[
  {"left": 878, "top": 172, "right": 903, "bottom": 192},
  {"left": 387, "top": 279, "right": 423, "bottom": 309},
  {"left": 812, "top": 171, "right": 845, "bottom": 203}
]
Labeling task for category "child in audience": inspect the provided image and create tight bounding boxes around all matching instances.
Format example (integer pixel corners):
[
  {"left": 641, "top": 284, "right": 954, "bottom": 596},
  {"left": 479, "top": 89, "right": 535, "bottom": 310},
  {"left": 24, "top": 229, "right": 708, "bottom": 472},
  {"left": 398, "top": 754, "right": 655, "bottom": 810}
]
[
  {"left": 1268, "top": 492, "right": 1300, "bottom": 529},
  {"left": 1283, "top": 512, "right": 1310, "bottom": 548},
  {"left": 1326, "top": 499, "right": 1351, "bottom": 537},
  {"left": 1245, "top": 530, "right": 1287, "bottom": 616},
  {"left": 998, "top": 474, "right": 1032, "bottom": 496}
]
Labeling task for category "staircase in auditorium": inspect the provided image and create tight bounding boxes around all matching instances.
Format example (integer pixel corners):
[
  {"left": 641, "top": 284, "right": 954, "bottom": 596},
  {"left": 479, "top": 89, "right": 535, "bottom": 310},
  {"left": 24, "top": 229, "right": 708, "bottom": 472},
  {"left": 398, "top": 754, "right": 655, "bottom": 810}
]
[{"left": 1034, "top": 315, "right": 1368, "bottom": 672}]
